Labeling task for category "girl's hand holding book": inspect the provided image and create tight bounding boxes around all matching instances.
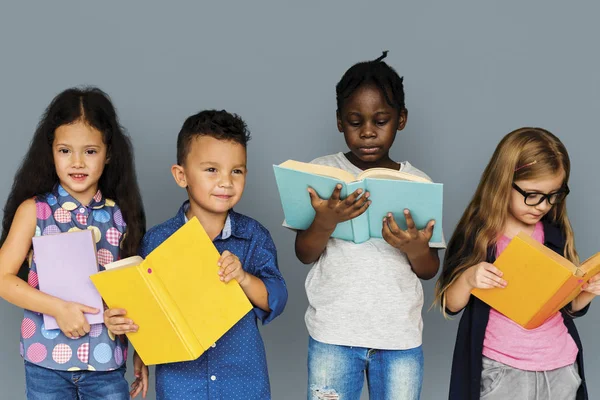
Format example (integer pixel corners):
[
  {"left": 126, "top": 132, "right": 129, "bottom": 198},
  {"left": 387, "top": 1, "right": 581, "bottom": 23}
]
[
  {"left": 465, "top": 262, "right": 507, "bottom": 290},
  {"left": 103, "top": 308, "right": 138, "bottom": 335},
  {"left": 55, "top": 300, "right": 99, "bottom": 339}
]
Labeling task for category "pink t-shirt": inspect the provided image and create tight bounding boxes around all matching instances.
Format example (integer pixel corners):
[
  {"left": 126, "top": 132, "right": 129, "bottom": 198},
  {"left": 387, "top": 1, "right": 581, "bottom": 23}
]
[{"left": 482, "top": 222, "right": 578, "bottom": 371}]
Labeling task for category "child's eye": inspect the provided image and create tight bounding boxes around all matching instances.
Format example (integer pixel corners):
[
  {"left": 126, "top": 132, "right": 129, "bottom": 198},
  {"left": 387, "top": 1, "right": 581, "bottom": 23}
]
[
  {"left": 376, "top": 120, "right": 389, "bottom": 126},
  {"left": 85, "top": 149, "right": 97, "bottom": 155},
  {"left": 58, "top": 148, "right": 70, "bottom": 154},
  {"left": 232, "top": 169, "right": 244, "bottom": 175},
  {"left": 206, "top": 167, "right": 217, "bottom": 173},
  {"left": 349, "top": 121, "right": 361, "bottom": 127}
]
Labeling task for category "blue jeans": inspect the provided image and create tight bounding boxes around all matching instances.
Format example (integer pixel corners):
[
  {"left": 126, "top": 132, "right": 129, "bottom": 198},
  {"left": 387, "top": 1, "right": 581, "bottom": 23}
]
[
  {"left": 24, "top": 361, "right": 129, "bottom": 400},
  {"left": 308, "top": 336, "right": 423, "bottom": 400}
]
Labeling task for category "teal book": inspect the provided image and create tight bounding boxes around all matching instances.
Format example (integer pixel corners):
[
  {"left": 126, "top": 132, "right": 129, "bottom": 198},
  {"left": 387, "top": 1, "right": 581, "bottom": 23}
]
[{"left": 273, "top": 160, "right": 444, "bottom": 245}]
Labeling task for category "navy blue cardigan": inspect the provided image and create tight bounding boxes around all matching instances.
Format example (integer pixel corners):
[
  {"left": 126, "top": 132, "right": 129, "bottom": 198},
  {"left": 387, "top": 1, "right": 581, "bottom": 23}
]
[{"left": 446, "top": 220, "right": 589, "bottom": 400}]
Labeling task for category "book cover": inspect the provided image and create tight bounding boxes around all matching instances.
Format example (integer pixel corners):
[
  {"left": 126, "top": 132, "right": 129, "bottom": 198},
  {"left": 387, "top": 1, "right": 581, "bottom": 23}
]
[
  {"left": 90, "top": 217, "right": 253, "bottom": 365},
  {"left": 471, "top": 232, "right": 600, "bottom": 329},
  {"left": 32, "top": 230, "right": 104, "bottom": 330},
  {"left": 273, "top": 160, "right": 444, "bottom": 244}
]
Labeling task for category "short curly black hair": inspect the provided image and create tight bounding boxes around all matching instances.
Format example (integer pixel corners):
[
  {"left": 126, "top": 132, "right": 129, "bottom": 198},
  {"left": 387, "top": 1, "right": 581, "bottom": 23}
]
[
  {"left": 176, "top": 109, "right": 251, "bottom": 165},
  {"left": 336, "top": 51, "right": 405, "bottom": 113}
]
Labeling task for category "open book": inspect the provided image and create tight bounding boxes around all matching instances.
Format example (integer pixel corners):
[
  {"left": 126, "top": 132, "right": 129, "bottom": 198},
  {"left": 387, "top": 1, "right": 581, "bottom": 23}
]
[
  {"left": 273, "top": 159, "right": 444, "bottom": 245},
  {"left": 32, "top": 229, "right": 104, "bottom": 330},
  {"left": 90, "top": 217, "right": 252, "bottom": 365},
  {"left": 471, "top": 232, "right": 600, "bottom": 329}
]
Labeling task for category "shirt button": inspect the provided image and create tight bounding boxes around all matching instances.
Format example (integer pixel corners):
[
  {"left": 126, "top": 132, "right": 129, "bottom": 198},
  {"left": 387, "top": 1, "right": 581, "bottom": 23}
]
[
  {"left": 211, "top": 343, "right": 216, "bottom": 348},
  {"left": 79, "top": 208, "right": 85, "bottom": 213},
  {"left": 210, "top": 375, "right": 216, "bottom": 381}
]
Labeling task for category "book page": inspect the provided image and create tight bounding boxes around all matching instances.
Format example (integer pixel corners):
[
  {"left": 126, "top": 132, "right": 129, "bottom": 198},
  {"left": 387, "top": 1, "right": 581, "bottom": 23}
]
[
  {"left": 278, "top": 160, "right": 356, "bottom": 183},
  {"left": 579, "top": 252, "right": 600, "bottom": 278},
  {"left": 104, "top": 256, "right": 144, "bottom": 271},
  {"left": 357, "top": 168, "right": 431, "bottom": 183}
]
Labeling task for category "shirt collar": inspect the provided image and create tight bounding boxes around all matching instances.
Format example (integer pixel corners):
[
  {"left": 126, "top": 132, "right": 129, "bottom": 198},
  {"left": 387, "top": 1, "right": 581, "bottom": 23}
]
[
  {"left": 177, "top": 200, "right": 250, "bottom": 240},
  {"left": 53, "top": 183, "right": 105, "bottom": 212}
]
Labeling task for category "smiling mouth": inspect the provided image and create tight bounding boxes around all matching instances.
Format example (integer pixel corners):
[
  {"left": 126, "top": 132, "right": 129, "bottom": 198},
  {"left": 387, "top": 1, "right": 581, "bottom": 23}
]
[
  {"left": 214, "top": 195, "right": 233, "bottom": 199},
  {"left": 70, "top": 174, "right": 88, "bottom": 180}
]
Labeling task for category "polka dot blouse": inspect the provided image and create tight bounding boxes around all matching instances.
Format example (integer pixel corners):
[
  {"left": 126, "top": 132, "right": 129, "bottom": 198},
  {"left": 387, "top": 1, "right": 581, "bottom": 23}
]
[{"left": 20, "top": 184, "right": 127, "bottom": 372}]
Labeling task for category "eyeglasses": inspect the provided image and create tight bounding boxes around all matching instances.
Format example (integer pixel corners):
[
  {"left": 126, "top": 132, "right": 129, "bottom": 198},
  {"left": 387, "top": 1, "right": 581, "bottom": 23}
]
[{"left": 512, "top": 182, "right": 570, "bottom": 206}]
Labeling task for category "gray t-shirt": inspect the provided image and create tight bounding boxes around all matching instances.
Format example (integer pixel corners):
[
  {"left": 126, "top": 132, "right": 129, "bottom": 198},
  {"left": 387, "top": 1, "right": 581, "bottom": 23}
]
[{"left": 302, "top": 152, "right": 445, "bottom": 350}]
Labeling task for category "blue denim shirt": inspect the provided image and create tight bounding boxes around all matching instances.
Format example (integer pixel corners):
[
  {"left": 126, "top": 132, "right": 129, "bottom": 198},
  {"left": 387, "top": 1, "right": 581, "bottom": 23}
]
[{"left": 139, "top": 201, "right": 287, "bottom": 400}]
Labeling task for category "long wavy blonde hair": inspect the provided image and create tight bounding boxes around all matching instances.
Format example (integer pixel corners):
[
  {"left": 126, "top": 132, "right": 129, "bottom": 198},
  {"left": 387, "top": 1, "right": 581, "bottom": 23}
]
[{"left": 435, "top": 127, "right": 577, "bottom": 312}]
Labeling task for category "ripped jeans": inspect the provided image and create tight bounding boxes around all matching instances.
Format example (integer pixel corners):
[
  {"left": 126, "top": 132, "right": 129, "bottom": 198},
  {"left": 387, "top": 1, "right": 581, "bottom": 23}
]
[{"left": 307, "top": 336, "right": 423, "bottom": 400}]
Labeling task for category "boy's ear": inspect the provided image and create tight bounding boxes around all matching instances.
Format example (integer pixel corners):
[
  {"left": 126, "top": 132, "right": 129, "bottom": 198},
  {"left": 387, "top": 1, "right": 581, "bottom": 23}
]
[
  {"left": 397, "top": 108, "right": 408, "bottom": 131},
  {"left": 171, "top": 164, "right": 188, "bottom": 188},
  {"left": 336, "top": 110, "right": 343, "bottom": 132}
]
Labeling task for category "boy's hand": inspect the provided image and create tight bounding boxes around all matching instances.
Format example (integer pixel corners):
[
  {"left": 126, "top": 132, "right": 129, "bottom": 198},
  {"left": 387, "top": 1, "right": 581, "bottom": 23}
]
[
  {"left": 308, "top": 185, "right": 370, "bottom": 230},
  {"left": 582, "top": 272, "right": 600, "bottom": 296},
  {"left": 382, "top": 210, "right": 434, "bottom": 257},
  {"left": 465, "top": 261, "right": 507, "bottom": 290},
  {"left": 130, "top": 351, "right": 149, "bottom": 398},
  {"left": 103, "top": 308, "right": 138, "bottom": 335},
  {"left": 218, "top": 250, "right": 247, "bottom": 285},
  {"left": 55, "top": 301, "right": 99, "bottom": 339}
]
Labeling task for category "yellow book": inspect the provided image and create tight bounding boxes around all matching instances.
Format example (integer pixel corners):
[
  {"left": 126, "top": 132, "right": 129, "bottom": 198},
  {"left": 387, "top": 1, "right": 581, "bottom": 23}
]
[
  {"left": 90, "top": 217, "right": 253, "bottom": 365},
  {"left": 471, "top": 232, "right": 600, "bottom": 329}
]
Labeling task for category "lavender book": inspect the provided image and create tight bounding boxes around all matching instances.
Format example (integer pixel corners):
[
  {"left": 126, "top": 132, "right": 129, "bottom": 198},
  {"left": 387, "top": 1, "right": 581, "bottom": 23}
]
[{"left": 32, "top": 229, "right": 104, "bottom": 330}]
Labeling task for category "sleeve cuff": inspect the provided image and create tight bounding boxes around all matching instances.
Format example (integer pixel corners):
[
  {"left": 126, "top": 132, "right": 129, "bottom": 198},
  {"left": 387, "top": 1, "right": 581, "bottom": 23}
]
[{"left": 253, "top": 277, "right": 288, "bottom": 325}]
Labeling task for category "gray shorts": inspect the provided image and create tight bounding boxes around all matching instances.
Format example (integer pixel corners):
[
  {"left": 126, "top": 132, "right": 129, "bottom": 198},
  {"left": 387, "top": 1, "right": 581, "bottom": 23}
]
[{"left": 480, "top": 356, "right": 581, "bottom": 400}]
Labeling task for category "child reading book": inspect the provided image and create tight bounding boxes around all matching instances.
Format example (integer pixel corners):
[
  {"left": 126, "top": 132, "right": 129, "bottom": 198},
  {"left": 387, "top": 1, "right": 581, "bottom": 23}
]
[
  {"left": 293, "top": 51, "right": 445, "bottom": 400},
  {"left": 435, "top": 127, "right": 600, "bottom": 399}
]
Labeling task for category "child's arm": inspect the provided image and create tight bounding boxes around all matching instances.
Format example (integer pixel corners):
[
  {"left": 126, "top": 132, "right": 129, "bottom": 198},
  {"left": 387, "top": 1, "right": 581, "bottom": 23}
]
[
  {"left": 381, "top": 210, "right": 439, "bottom": 279},
  {"left": 295, "top": 185, "right": 370, "bottom": 264},
  {"left": 219, "top": 250, "right": 270, "bottom": 311},
  {"left": 129, "top": 350, "right": 149, "bottom": 399},
  {"left": 0, "top": 199, "right": 100, "bottom": 338},
  {"left": 570, "top": 272, "right": 600, "bottom": 312},
  {"left": 444, "top": 262, "right": 507, "bottom": 312}
]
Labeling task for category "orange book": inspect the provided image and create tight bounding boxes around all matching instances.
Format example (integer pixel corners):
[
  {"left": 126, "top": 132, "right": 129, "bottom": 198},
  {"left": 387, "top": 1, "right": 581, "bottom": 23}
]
[{"left": 471, "top": 232, "right": 600, "bottom": 329}]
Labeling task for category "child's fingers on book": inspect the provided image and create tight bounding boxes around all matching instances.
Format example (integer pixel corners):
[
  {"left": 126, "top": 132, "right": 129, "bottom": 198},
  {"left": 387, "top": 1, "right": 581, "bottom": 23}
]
[
  {"left": 329, "top": 184, "right": 342, "bottom": 201},
  {"left": 385, "top": 214, "right": 407, "bottom": 236},
  {"left": 350, "top": 200, "right": 370, "bottom": 218},
  {"left": 402, "top": 210, "right": 419, "bottom": 234},
  {"left": 104, "top": 308, "right": 127, "bottom": 317},
  {"left": 354, "top": 193, "right": 370, "bottom": 207},
  {"left": 482, "top": 271, "right": 506, "bottom": 287},
  {"left": 483, "top": 263, "right": 503, "bottom": 277}
]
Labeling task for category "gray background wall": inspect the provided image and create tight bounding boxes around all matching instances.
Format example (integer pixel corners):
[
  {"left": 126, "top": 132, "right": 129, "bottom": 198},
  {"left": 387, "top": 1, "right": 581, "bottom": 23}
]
[{"left": 1, "top": 2, "right": 599, "bottom": 399}]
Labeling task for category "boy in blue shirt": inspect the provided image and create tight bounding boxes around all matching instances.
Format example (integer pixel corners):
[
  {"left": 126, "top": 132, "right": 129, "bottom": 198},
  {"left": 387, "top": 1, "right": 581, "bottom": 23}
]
[{"left": 105, "top": 110, "right": 287, "bottom": 399}]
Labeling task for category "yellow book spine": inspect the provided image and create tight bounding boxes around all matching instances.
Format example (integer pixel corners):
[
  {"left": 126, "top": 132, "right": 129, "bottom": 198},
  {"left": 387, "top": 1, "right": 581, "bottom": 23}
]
[{"left": 141, "top": 261, "right": 204, "bottom": 360}]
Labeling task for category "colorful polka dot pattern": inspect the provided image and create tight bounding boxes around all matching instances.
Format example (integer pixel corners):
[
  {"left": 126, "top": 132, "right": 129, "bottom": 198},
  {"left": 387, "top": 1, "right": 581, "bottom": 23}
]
[
  {"left": 20, "top": 184, "right": 128, "bottom": 371},
  {"left": 144, "top": 202, "right": 287, "bottom": 399}
]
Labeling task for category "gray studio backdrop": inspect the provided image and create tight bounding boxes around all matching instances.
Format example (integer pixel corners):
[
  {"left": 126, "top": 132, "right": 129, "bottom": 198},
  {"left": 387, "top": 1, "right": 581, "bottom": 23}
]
[{"left": 1, "top": 2, "right": 598, "bottom": 399}]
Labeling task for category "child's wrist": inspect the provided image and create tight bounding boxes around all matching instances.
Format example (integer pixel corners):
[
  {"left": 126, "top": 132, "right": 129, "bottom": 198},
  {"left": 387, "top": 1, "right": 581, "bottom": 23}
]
[
  {"left": 313, "top": 214, "right": 337, "bottom": 232},
  {"left": 237, "top": 272, "right": 250, "bottom": 288},
  {"left": 461, "top": 267, "right": 476, "bottom": 290},
  {"left": 405, "top": 244, "right": 430, "bottom": 259}
]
